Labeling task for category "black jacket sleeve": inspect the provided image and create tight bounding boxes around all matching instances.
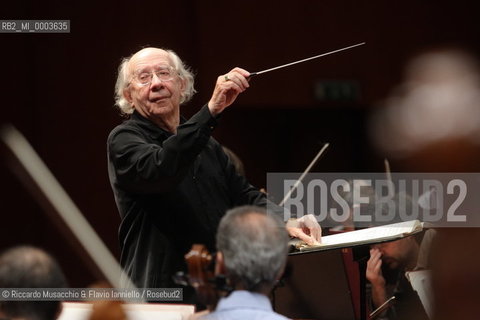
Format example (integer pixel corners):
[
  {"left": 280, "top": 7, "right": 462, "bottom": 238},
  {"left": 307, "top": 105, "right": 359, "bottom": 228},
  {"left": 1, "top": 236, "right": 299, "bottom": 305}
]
[{"left": 108, "top": 105, "right": 217, "bottom": 194}]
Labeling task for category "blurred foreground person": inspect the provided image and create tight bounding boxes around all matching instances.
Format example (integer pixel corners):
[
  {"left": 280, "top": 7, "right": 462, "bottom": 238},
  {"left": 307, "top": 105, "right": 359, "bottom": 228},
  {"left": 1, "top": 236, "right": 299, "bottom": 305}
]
[
  {"left": 370, "top": 48, "right": 480, "bottom": 171},
  {"left": 370, "top": 48, "right": 480, "bottom": 319},
  {"left": 430, "top": 228, "right": 480, "bottom": 320},
  {"left": 0, "top": 246, "right": 67, "bottom": 320}
]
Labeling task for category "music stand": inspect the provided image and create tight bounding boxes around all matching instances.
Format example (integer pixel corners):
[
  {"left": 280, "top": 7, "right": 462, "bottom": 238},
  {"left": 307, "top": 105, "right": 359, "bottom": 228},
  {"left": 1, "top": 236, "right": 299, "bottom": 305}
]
[{"left": 273, "top": 248, "right": 364, "bottom": 320}]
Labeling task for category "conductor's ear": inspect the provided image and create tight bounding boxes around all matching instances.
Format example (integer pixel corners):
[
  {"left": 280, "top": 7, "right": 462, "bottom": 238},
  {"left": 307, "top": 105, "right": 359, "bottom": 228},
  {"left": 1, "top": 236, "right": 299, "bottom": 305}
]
[{"left": 123, "top": 87, "right": 133, "bottom": 105}]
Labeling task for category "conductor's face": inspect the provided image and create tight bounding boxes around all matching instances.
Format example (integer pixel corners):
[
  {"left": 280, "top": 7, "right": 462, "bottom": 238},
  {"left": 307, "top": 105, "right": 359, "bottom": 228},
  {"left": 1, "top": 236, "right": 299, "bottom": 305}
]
[{"left": 124, "top": 48, "right": 185, "bottom": 122}]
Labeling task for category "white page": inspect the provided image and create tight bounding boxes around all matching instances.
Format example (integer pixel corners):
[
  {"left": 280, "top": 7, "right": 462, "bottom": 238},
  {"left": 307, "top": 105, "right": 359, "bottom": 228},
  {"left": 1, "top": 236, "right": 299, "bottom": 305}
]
[{"left": 314, "top": 220, "right": 422, "bottom": 247}]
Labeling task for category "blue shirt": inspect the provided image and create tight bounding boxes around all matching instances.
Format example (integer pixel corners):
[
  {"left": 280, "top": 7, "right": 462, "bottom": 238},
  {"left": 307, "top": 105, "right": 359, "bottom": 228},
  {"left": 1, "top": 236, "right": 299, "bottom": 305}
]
[{"left": 201, "top": 290, "right": 289, "bottom": 320}]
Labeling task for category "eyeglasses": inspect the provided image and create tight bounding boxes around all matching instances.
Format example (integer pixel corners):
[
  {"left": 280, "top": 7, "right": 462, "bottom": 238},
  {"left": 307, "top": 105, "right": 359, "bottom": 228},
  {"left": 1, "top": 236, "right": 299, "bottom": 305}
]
[{"left": 132, "top": 67, "right": 177, "bottom": 86}]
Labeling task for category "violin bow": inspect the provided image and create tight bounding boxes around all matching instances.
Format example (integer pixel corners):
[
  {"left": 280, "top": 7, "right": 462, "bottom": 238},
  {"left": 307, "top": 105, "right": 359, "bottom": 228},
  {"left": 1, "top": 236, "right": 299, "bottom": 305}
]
[
  {"left": 1, "top": 125, "right": 139, "bottom": 299},
  {"left": 279, "top": 142, "right": 329, "bottom": 206}
]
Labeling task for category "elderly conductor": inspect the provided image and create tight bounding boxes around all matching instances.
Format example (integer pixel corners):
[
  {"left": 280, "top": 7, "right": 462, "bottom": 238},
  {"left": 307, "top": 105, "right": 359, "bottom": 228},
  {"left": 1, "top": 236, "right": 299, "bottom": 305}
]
[{"left": 107, "top": 47, "right": 320, "bottom": 291}]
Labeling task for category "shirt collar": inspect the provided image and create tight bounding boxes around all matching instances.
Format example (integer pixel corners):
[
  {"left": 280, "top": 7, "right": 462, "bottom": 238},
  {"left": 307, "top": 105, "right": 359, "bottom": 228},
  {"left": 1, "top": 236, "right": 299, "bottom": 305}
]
[
  {"left": 215, "top": 290, "right": 273, "bottom": 312},
  {"left": 130, "top": 110, "right": 185, "bottom": 140}
]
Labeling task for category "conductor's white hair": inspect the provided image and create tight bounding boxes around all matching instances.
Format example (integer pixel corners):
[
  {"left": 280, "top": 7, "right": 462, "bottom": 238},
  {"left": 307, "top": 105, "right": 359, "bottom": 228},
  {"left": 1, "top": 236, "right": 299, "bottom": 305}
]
[{"left": 114, "top": 48, "right": 196, "bottom": 115}]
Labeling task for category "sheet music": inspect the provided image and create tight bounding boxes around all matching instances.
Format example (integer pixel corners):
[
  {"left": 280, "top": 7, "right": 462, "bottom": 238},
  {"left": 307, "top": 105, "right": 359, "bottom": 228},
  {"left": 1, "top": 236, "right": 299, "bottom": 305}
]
[{"left": 300, "top": 220, "right": 422, "bottom": 251}]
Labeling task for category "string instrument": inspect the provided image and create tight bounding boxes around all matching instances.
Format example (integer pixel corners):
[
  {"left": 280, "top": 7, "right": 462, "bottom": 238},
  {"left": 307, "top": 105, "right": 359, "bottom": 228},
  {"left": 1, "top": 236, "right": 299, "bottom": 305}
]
[{"left": 183, "top": 244, "right": 230, "bottom": 311}]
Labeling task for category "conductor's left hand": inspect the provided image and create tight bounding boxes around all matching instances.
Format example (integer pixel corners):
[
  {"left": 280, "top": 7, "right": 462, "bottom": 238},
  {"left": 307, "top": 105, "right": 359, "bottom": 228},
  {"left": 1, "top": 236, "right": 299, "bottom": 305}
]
[{"left": 286, "top": 214, "right": 322, "bottom": 245}]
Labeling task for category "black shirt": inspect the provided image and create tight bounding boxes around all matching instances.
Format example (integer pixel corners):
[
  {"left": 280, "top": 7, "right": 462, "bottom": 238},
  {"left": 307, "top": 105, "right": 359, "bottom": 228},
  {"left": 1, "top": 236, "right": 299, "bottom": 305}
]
[{"left": 107, "top": 105, "right": 275, "bottom": 289}]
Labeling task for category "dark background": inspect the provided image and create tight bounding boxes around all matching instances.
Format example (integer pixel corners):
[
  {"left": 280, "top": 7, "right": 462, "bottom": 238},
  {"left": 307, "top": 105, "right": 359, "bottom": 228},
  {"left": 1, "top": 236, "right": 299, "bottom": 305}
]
[{"left": 0, "top": 0, "right": 479, "bottom": 286}]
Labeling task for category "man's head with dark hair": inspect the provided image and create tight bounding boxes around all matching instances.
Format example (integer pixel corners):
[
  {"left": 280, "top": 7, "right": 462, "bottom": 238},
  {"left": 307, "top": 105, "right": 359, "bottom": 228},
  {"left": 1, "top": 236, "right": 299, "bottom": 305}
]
[
  {"left": 216, "top": 206, "right": 289, "bottom": 294},
  {"left": 0, "top": 246, "right": 67, "bottom": 320}
]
